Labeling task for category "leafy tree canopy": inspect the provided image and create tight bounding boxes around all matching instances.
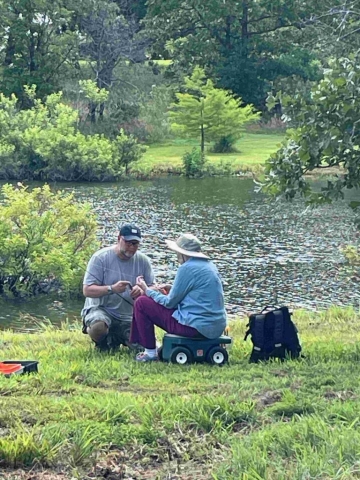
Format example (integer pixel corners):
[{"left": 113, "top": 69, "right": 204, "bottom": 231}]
[
  {"left": 264, "top": 56, "right": 360, "bottom": 204},
  {"left": 145, "top": 0, "right": 328, "bottom": 107},
  {"left": 0, "top": 0, "right": 89, "bottom": 104}
]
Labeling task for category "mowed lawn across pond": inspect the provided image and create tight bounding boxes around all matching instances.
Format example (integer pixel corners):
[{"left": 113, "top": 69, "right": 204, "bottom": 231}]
[
  {"left": 133, "top": 133, "right": 284, "bottom": 176},
  {"left": 1, "top": 307, "right": 360, "bottom": 479}
]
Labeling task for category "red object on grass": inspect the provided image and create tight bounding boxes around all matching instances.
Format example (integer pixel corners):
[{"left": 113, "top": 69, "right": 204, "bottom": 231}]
[{"left": 0, "top": 362, "right": 23, "bottom": 374}]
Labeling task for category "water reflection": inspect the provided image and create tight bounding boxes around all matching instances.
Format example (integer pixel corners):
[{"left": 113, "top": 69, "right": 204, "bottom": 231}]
[{"left": 1, "top": 177, "right": 360, "bottom": 331}]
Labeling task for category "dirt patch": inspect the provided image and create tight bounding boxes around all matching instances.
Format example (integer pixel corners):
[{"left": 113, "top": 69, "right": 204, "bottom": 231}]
[
  {"left": 324, "top": 390, "right": 357, "bottom": 401},
  {"left": 86, "top": 447, "right": 215, "bottom": 480},
  {"left": 0, "top": 440, "right": 221, "bottom": 480},
  {"left": 0, "top": 470, "right": 69, "bottom": 480},
  {"left": 0, "top": 460, "right": 214, "bottom": 480},
  {"left": 255, "top": 390, "right": 282, "bottom": 407}
]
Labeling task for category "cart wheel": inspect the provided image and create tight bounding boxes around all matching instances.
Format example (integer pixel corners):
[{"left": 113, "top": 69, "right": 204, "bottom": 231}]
[
  {"left": 206, "top": 346, "right": 228, "bottom": 365},
  {"left": 170, "top": 347, "right": 194, "bottom": 365},
  {"left": 157, "top": 346, "right": 163, "bottom": 361}
]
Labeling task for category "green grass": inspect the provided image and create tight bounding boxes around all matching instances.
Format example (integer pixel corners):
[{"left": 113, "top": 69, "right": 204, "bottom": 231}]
[
  {"left": 1, "top": 306, "right": 360, "bottom": 479},
  {"left": 132, "top": 133, "right": 284, "bottom": 177}
]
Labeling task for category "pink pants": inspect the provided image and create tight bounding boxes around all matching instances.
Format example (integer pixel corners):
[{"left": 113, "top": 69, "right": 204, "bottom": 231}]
[{"left": 130, "top": 296, "right": 199, "bottom": 349}]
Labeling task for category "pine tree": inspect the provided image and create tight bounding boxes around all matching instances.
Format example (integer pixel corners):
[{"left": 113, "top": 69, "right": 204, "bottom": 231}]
[{"left": 169, "top": 67, "right": 260, "bottom": 153}]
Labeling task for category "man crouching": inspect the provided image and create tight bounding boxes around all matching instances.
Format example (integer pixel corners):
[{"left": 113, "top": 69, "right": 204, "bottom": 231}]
[{"left": 81, "top": 223, "right": 155, "bottom": 351}]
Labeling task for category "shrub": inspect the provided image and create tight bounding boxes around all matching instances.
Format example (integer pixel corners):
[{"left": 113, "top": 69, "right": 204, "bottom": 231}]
[
  {"left": 0, "top": 87, "right": 146, "bottom": 181},
  {"left": 211, "top": 135, "right": 238, "bottom": 153},
  {"left": 182, "top": 148, "right": 206, "bottom": 177},
  {"left": 0, "top": 183, "right": 99, "bottom": 298},
  {"left": 205, "top": 160, "right": 234, "bottom": 176}
]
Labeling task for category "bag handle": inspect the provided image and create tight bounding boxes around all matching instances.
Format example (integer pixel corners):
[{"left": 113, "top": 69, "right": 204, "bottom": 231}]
[{"left": 261, "top": 305, "right": 280, "bottom": 313}]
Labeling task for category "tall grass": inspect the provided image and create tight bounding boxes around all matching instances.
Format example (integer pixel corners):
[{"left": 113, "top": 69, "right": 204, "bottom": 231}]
[{"left": 1, "top": 306, "right": 360, "bottom": 478}]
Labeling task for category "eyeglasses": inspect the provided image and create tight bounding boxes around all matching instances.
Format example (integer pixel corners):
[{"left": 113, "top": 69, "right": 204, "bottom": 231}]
[{"left": 121, "top": 237, "right": 140, "bottom": 247}]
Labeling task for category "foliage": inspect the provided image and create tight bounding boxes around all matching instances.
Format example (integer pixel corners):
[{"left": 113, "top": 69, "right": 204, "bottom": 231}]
[
  {"left": 0, "top": 0, "right": 82, "bottom": 104},
  {"left": 115, "top": 129, "right": 147, "bottom": 174},
  {"left": 211, "top": 135, "right": 238, "bottom": 153},
  {"left": 0, "top": 87, "right": 146, "bottom": 181},
  {"left": 170, "top": 67, "right": 259, "bottom": 153},
  {"left": 79, "top": 79, "right": 109, "bottom": 123},
  {"left": 340, "top": 242, "right": 360, "bottom": 281},
  {"left": 182, "top": 148, "right": 206, "bottom": 177},
  {"left": 145, "top": 0, "right": 326, "bottom": 108},
  {"left": 216, "top": 43, "right": 322, "bottom": 109},
  {"left": 263, "top": 56, "right": 360, "bottom": 203},
  {"left": 341, "top": 245, "right": 360, "bottom": 267},
  {"left": 80, "top": 1, "right": 148, "bottom": 97},
  {"left": 140, "top": 84, "right": 175, "bottom": 143},
  {"left": 0, "top": 183, "right": 99, "bottom": 298},
  {"left": 73, "top": 63, "right": 171, "bottom": 139},
  {"left": 302, "top": 3, "right": 360, "bottom": 57},
  {"left": 1, "top": 307, "right": 360, "bottom": 477}
]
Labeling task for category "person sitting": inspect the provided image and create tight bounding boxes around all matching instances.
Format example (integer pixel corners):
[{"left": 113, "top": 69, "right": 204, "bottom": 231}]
[{"left": 130, "top": 233, "right": 227, "bottom": 362}]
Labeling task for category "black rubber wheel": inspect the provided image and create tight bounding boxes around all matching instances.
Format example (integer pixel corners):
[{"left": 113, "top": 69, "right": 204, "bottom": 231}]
[
  {"left": 170, "top": 346, "right": 194, "bottom": 365},
  {"left": 206, "top": 346, "right": 228, "bottom": 365},
  {"left": 157, "top": 346, "right": 163, "bottom": 361}
]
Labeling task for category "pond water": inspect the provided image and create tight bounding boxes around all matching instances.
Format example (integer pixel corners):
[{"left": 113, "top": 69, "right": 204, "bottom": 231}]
[{"left": 1, "top": 176, "right": 360, "bottom": 331}]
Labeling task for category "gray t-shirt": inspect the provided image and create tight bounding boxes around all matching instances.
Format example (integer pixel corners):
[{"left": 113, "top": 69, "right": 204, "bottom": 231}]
[{"left": 81, "top": 246, "right": 155, "bottom": 322}]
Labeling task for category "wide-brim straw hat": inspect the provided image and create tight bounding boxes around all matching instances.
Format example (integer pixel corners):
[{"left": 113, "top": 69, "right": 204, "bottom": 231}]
[{"left": 165, "top": 233, "right": 209, "bottom": 259}]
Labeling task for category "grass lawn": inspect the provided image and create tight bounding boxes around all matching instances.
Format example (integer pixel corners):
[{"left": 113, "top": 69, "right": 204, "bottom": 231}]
[
  {"left": 1, "top": 307, "right": 360, "bottom": 479},
  {"left": 132, "top": 133, "right": 284, "bottom": 177}
]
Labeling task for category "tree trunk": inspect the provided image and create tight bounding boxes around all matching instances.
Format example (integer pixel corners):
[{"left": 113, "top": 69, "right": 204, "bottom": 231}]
[
  {"left": 241, "top": 1, "right": 249, "bottom": 40},
  {"left": 200, "top": 124, "right": 205, "bottom": 154},
  {"left": 225, "top": 15, "right": 235, "bottom": 51},
  {"left": 200, "top": 99, "right": 205, "bottom": 153},
  {"left": 4, "top": 31, "right": 15, "bottom": 66},
  {"left": 89, "top": 102, "right": 97, "bottom": 123},
  {"left": 99, "top": 102, "right": 105, "bottom": 119},
  {"left": 29, "top": 30, "right": 36, "bottom": 72}
]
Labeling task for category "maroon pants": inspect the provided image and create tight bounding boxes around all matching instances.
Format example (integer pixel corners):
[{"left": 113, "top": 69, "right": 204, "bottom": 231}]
[{"left": 130, "top": 296, "right": 199, "bottom": 349}]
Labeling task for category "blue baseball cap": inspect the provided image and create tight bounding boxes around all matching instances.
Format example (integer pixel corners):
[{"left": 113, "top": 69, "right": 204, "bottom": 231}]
[{"left": 119, "top": 223, "right": 141, "bottom": 241}]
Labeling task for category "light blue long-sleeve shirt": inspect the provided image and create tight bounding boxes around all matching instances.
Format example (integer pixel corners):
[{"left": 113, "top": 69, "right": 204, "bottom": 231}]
[{"left": 146, "top": 258, "right": 227, "bottom": 339}]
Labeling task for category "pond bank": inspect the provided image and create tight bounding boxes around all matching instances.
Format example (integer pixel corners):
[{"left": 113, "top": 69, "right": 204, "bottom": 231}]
[
  {"left": 131, "top": 133, "right": 283, "bottom": 178},
  {"left": 1, "top": 307, "right": 360, "bottom": 479}
]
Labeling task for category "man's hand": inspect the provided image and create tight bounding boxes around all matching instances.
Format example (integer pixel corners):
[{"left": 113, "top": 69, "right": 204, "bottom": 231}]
[
  {"left": 112, "top": 280, "right": 132, "bottom": 294},
  {"left": 130, "top": 285, "right": 143, "bottom": 299}
]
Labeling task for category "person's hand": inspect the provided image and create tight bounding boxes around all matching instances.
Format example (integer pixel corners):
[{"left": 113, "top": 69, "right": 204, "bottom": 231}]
[
  {"left": 150, "top": 283, "right": 172, "bottom": 293},
  {"left": 158, "top": 283, "right": 171, "bottom": 294},
  {"left": 130, "top": 285, "right": 143, "bottom": 299},
  {"left": 136, "top": 275, "right": 148, "bottom": 292},
  {"left": 111, "top": 280, "right": 132, "bottom": 294}
]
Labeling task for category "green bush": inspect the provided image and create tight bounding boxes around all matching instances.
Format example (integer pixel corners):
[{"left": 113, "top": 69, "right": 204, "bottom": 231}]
[
  {"left": 0, "top": 87, "right": 146, "bottom": 181},
  {"left": 211, "top": 135, "right": 238, "bottom": 153},
  {"left": 182, "top": 148, "right": 206, "bottom": 177},
  {"left": 0, "top": 183, "right": 99, "bottom": 298}
]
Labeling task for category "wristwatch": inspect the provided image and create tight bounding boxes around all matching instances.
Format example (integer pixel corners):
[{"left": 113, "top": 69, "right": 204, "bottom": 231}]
[{"left": 107, "top": 285, "right": 113, "bottom": 294}]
